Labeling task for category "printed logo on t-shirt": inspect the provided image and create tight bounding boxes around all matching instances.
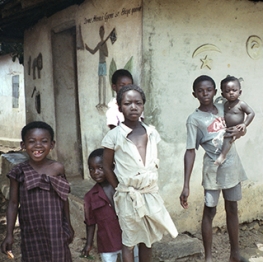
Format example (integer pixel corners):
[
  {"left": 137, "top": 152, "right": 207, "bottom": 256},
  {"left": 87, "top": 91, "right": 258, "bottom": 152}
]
[
  {"left": 207, "top": 117, "right": 226, "bottom": 153},
  {"left": 207, "top": 117, "right": 226, "bottom": 133}
]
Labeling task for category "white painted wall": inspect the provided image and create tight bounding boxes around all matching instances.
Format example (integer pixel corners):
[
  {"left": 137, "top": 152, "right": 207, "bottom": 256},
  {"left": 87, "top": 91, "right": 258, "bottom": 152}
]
[
  {"left": 142, "top": 0, "right": 263, "bottom": 232},
  {"left": 23, "top": 0, "right": 263, "bottom": 233},
  {"left": 0, "top": 55, "right": 25, "bottom": 145},
  {"left": 77, "top": 0, "right": 143, "bottom": 176},
  {"left": 24, "top": 0, "right": 142, "bottom": 177}
]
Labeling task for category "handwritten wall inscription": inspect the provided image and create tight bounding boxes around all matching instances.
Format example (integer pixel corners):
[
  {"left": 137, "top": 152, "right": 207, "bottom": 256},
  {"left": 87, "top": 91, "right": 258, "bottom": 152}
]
[{"left": 84, "top": 6, "right": 142, "bottom": 24}]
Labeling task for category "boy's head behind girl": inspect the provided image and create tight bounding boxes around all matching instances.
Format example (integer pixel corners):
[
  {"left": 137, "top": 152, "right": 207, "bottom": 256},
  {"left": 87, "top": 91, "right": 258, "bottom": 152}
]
[
  {"left": 88, "top": 148, "right": 107, "bottom": 184},
  {"left": 20, "top": 121, "right": 55, "bottom": 161},
  {"left": 220, "top": 76, "right": 242, "bottom": 103},
  {"left": 111, "top": 69, "right": 133, "bottom": 94}
]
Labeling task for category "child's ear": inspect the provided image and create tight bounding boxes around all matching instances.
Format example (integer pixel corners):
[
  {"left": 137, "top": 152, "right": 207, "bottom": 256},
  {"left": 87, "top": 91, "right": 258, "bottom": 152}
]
[
  {"left": 192, "top": 91, "right": 197, "bottom": 98},
  {"left": 51, "top": 141, "right": 56, "bottom": 149},
  {"left": 214, "top": 89, "right": 217, "bottom": 95},
  {"left": 119, "top": 105, "right": 122, "bottom": 112},
  {"left": 112, "top": 84, "right": 117, "bottom": 92},
  {"left": 239, "top": 90, "right": 242, "bottom": 95},
  {"left": 221, "top": 92, "right": 225, "bottom": 98},
  {"left": 20, "top": 141, "right": 25, "bottom": 150}
]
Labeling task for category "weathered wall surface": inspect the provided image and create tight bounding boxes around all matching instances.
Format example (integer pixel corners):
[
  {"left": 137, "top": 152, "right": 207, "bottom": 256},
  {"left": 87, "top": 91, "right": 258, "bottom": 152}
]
[
  {"left": 77, "top": 0, "right": 143, "bottom": 177},
  {"left": 24, "top": 0, "right": 142, "bottom": 177},
  {"left": 23, "top": 0, "right": 263, "bottom": 233},
  {"left": 0, "top": 55, "right": 25, "bottom": 146},
  {"left": 142, "top": 0, "right": 263, "bottom": 233}
]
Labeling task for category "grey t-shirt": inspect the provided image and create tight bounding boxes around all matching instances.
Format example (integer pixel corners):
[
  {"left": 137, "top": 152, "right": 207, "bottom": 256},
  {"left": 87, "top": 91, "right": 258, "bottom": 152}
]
[{"left": 186, "top": 103, "right": 247, "bottom": 190}]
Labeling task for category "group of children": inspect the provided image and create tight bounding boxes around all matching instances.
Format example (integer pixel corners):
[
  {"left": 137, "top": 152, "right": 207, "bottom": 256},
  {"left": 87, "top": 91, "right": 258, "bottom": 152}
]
[{"left": 0, "top": 69, "right": 254, "bottom": 262}]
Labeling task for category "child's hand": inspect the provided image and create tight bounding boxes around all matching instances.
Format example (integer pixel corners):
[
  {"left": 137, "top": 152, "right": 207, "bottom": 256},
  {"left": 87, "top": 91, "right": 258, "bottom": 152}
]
[
  {"left": 81, "top": 243, "right": 92, "bottom": 258},
  {"left": 236, "top": 123, "right": 246, "bottom": 132},
  {"left": 6, "top": 250, "right": 14, "bottom": 259},
  {"left": 225, "top": 125, "right": 247, "bottom": 143},
  {"left": 180, "top": 188, "right": 189, "bottom": 209},
  {"left": 1, "top": 236, "right": 14, "bottom": 256}
]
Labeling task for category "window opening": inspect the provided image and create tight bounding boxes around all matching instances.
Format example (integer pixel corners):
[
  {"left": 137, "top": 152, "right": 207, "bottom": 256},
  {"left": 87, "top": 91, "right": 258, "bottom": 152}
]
[{"left": 12, "top": 75, "right": 19, "bottom": 108}]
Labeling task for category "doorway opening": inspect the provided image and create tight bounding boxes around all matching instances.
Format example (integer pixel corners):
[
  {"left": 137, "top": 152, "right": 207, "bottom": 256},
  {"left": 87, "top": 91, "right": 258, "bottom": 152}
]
[{"left": 52, "top": 26, "right": 83, "bottom": 178}]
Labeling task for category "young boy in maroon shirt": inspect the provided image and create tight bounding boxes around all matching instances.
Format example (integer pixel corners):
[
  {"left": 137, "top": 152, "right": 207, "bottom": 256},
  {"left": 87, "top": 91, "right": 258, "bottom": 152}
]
[{"left": 82, "top": 148, "right": 122, "bottom": 261}]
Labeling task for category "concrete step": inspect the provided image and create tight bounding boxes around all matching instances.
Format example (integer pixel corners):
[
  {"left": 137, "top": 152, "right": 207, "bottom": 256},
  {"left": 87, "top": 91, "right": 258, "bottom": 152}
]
[
  {"left": 153, "top": 234, "right": 203, "bottom": 261},
  {"left": 0, "top": 152, "right": 28, "bottom": 199}
]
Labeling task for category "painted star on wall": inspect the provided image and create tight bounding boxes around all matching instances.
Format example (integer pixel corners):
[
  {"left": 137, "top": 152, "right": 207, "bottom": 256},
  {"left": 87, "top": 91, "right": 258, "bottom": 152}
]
[{"left": 200, "top": 55, "right": 212, "bottom": 69}]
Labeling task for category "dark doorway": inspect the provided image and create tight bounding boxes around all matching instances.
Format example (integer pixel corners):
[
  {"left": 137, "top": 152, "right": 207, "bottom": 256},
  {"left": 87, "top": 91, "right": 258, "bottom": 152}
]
[{"left": 52, "top": 27, "right": 83, "bottom": 178}]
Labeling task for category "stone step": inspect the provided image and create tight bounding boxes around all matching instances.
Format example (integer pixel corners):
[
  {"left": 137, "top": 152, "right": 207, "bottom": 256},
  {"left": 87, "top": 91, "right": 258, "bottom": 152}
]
[{"left": 153, "top": 234, "right": 203, "bottom": 261}]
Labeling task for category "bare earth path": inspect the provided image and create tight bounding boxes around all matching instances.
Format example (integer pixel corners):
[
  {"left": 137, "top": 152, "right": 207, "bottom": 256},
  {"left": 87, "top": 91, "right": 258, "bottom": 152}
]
[
  {"left": 0, "top": 145, "right": 262, "bottom": 262},
  {"left": 189, "top": 222, "right": 263, "bottom": 262},
  {"left": 0, "top": 186, "right": 263, "bottom": 262}
]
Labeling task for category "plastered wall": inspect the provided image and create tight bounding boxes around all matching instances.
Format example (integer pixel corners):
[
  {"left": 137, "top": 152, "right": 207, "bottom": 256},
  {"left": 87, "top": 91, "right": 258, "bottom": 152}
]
[
  {"left": 142, "top": 0, "right": 263, "bottom": 232},
  {"left": 24, "top": 0, "right": 142, "bottom": 176},
  {"left": 0, "top": 55, "right": 25, "bottom": 144},
  {"left": 23, "top": 0, "right": 263, "bottom": 233}
]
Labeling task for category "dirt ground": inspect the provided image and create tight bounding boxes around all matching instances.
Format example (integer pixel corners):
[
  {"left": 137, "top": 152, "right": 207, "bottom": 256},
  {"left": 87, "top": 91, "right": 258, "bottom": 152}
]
[
  {"left": 0, "top": 186, "right": 263, "bottom": 262},
  {"left": 188, "top": 222, "right": 263, "bottom": 262},
  {"left": 1, "top": 147, "right": 263, "bottom": 262}
]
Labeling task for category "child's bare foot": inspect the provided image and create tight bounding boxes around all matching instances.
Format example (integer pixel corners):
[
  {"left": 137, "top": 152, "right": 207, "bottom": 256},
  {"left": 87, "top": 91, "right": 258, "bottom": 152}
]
[{"left": 214, "top": 155, "right": 226, "bottom": 166}]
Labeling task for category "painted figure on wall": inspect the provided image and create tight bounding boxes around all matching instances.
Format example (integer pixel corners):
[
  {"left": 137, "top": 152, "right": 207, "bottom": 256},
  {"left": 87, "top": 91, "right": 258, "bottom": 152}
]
[{"left": 85, "top": 26, "right": 117, "bottom": 109}]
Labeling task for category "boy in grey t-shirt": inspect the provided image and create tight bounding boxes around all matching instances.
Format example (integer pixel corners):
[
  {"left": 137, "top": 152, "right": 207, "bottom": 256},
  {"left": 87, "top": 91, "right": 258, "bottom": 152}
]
[{"left": 180, "top": 75, "right": 247, "bottom": 262}]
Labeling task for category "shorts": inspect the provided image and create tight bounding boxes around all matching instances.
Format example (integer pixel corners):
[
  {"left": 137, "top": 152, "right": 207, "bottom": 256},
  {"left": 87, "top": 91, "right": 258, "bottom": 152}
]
[
  {"left": 106, "top": 246, "right": 138, "bottom": 262},
  {"left": 98, "top": 62, "right": 107, "bottom": 76},
  {"left": 204, "top": 183, "right": 242, "bottom": 207},
  {"left": 100, "top": 250, "right": 122, "bottom": 262}
]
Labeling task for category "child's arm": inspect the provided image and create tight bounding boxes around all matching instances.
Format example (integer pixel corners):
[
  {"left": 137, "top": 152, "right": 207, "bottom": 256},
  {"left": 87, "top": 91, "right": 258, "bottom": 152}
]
[
  {"left": 1, "top": 177, "right": 19, "bottom": 254},
  {"left": 81, "top": 224, "right": 96, "bottom": 257},
  {"left": 63, "top": 199, "right": 75, "bottom": 244},
  {"left": 103, "top": 148, "right": 119, "bottom": 188},
  {"left": 180, "top": 149, "right": 196, "bottom": 209},
  {"left": 237, "top": 101, "right": 255, "bottom": 131},
  {"left": 54, "top": 163, "right": 74, "bottom": 243}
]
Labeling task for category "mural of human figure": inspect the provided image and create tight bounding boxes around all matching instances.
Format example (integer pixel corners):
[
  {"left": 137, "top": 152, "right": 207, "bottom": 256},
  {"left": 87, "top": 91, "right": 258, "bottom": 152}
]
[{"left": 85, "top": 25, "right": 110, "bottom": 109}]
